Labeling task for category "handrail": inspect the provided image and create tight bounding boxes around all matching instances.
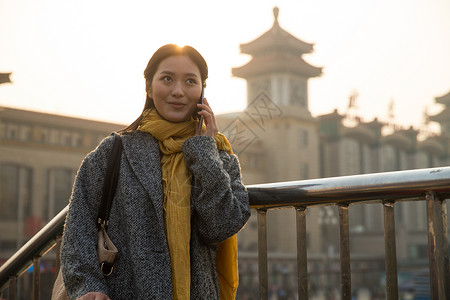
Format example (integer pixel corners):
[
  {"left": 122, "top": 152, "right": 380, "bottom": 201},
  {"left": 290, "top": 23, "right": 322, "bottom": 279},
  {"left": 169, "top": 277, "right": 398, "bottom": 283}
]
[
  {"left": 248, "top": 166, "right": 450, "bottom": 207},
  {"left": 0, "top": 206, "right": 68, "bottom": 291},
  {"left": 1, "top": 166, "right": 450, "bottom": 296}
]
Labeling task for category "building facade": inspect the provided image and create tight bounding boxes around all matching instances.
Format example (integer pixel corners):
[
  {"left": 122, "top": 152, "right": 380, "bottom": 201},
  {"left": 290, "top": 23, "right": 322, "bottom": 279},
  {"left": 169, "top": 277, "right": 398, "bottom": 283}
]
[
  {"left": 215, "top": 7, "right": 450, "bottom": 298},
  {"left": 0, "top": 107, "right": 123, "bottom": 253},
  {"left": 0, "top": 107, "right": 122, "bottom": 298}
]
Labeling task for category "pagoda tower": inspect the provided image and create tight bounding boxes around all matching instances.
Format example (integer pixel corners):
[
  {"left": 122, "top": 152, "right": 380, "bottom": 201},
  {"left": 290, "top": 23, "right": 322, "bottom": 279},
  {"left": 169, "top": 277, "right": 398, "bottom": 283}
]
[
  {"left": 232, "top": 7, "right": 322, "bottom": 116},
  {"left": 430, "top": 90, "right": 450, "bottom": 137},
  {"left": 224, "top": 8, "right": 323, "bottom": 256}
]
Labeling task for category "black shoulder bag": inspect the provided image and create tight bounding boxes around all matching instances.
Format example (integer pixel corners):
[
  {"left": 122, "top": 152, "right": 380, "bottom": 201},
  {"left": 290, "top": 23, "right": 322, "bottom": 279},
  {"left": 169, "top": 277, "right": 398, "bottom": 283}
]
[{"left": 96, "top": 132, "right": 123, "bottom": 275}]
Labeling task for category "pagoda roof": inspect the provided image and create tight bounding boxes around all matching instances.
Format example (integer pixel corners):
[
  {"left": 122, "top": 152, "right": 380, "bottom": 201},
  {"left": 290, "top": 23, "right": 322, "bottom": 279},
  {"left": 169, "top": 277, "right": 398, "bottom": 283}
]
[
  {"left": 430, "top": 108, "right": 450, "bottom": 122},
  {"left": 365, "top": 117, "right": 384, "bottom": 129},
  {"left": 418, "top": 137, "right": 445, "bottom": 156},
  {"left": 232, "top": 52, "right": 322, "bottom": 78},
  {"left": 435, "top": 90, "right": 450, "bottom": 105},
  {"left": 382, "top": 132, "right": 414, "bottom": 151},
  {"left": 341, "top": 125, "right": 376, "bottom": 144},
  {"left": 240, "top": 8, "right": 314, "bottom": 56},
  {"left": 400, "top": 126, "right": 418, "bottom": 135},
  {"left": 0, "top": 72, "right": 12, "bottom": 85},
  {"left": 232, "top": 7, "right": 322, "bottom": 79},
  {"left": 428, "top": 91, "right": 450, "bottom": 122},
  {"left": 318, "top": 109, "right": 344, "bottom": 121}
]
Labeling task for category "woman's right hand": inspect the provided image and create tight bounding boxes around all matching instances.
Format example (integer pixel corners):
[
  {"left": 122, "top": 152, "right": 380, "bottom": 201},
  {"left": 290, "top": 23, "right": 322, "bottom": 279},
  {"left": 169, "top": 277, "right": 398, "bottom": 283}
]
[
  {"left": 196, "top": 98, "right": 218, "bottom": 138},
  {"left": 77, "top": 292, "right": 111, "bottom": 300}
]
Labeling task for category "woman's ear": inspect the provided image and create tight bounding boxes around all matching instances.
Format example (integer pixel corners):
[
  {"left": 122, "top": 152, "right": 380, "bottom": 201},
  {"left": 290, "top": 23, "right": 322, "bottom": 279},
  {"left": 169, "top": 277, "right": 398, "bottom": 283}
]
[{"left": 145, "top": 80, "right": 152, "bottom": 98}]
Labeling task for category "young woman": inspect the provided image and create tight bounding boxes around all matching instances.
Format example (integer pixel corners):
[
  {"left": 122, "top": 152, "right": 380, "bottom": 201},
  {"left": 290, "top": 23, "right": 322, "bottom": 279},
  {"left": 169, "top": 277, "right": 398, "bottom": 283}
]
[{"left": 60, "top": 44, "right": 250, "bottom": 299}]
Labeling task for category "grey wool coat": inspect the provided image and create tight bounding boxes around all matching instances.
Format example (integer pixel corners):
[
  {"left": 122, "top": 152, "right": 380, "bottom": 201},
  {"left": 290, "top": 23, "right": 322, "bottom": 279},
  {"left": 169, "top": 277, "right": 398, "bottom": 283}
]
[{"left": 61, "top": 130, "right": 250, "bottom": 300}]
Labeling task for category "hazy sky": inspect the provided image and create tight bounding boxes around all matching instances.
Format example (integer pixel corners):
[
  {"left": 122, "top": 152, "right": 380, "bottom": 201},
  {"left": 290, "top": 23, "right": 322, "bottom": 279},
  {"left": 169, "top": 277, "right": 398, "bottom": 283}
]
[{"left": 1, "top": 0, "right": 449, "bottom": 133}]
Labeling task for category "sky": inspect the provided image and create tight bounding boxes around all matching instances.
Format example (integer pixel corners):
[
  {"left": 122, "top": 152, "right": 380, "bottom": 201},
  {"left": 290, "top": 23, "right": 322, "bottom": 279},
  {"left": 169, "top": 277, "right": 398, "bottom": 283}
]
[{"left": 1, "top": 0, "right": 449, "bottom": 134}]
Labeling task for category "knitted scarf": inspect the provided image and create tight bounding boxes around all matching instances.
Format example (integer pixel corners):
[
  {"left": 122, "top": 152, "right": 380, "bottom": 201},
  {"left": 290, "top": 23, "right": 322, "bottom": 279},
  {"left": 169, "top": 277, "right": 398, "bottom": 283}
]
[{"left": 138, "top": 109, "right": 239, "bottom": 299}]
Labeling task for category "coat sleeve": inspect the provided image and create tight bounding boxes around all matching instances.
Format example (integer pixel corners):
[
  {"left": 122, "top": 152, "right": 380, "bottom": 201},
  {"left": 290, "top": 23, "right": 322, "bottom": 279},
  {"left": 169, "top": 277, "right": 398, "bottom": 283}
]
[
  {"left": 60, "top": 135, "right": 115, "bottom": 299},
  {"left": 182, "top": 135, "right": 250, "bottom": 244}
]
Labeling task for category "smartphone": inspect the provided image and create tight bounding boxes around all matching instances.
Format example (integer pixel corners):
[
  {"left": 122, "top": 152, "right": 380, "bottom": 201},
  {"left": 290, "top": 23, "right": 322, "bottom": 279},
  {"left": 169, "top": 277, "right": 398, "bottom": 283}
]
[{"left": 197, "top": 88, "right": 205, "bottom": 134}]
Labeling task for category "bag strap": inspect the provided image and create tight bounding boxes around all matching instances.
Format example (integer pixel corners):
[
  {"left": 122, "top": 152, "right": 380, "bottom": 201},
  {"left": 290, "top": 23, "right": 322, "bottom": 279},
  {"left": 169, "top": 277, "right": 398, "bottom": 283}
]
[{"left": 97, "top": 133, "right": 123, "bottom": 231}]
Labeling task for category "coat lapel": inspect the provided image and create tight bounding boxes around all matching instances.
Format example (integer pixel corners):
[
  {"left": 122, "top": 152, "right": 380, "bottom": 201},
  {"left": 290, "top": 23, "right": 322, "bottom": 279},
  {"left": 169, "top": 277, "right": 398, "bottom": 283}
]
[{"left": 121, "top": 131, "right": 165, "bottom": 226}]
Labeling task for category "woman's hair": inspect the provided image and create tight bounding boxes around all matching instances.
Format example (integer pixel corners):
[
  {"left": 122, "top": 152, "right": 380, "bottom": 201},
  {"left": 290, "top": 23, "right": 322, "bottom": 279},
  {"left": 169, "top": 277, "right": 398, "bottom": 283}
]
[{"left": 119, "top": 44, "right": 208, "bottom": 133}]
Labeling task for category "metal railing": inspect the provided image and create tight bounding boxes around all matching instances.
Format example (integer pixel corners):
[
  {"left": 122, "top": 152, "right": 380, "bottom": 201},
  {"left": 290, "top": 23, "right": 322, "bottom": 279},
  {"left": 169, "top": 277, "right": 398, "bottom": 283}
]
[{"left": 1, "top": 166, "right": 450, "bottom": 299}]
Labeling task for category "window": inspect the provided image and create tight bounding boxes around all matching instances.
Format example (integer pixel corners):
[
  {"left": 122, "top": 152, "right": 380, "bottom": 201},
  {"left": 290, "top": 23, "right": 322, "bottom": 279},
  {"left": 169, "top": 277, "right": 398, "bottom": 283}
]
[
  {"left": 6, "top": 122, "right": 19, "bottom": 140},
  {"left": 289, "top": 79, "right": 306, "bottom": 107},
  {"left": 0, "top": 164, "right": 32, "bottom": 221},
  {"left": 47, "top": 168, "right": 76, "bottom": 219},
  {"left": 381, "top": 145, "right": 397, "bottom": 171},
  {"left": 49, "top": 129, "right": 60, "bottom": 145},
  {"left": 361, "top": 143, "right": 371, "bottom": 173},
  {"left": 19, "top": 125, "right": 32, "bottom": 142},
  {"left": 408, "top": 244, "right": 427, "bottom": 259},
  {"left": 71, "top": 132, "right": 83, "bottom": 147},
  {"left": 299, "top": 129, "right": 309, "bottom": 148},
  {"left": 349, "top": 205, "right": 366, "bottom": 233},
  {"left": 415, "top": 151, "right": 425, "bottom": 168},
  {"left": 61, "top": 130, "right": 71, "bottom": 146},
  {"left": 40, "top": 127, "right": 50, "bottom": 144},
  {"left": 341, "top": 138, "right": 360, "bottom": 175},
  {"left": 0, "top": 164, "right": 19, "bottom": 220}
]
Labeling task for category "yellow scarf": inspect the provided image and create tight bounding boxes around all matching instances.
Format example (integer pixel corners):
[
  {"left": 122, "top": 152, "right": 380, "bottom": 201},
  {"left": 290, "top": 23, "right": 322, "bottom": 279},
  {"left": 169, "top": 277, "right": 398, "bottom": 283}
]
[{"left": 139, "top": 109, "right": 239, "bottom": 299}]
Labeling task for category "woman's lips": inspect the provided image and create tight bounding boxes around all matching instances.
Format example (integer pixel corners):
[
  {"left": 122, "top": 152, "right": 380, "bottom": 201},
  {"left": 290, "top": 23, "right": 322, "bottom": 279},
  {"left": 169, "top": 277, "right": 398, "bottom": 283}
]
[{"left": 168, "top": 102, "right": 186, "bottom": 108}]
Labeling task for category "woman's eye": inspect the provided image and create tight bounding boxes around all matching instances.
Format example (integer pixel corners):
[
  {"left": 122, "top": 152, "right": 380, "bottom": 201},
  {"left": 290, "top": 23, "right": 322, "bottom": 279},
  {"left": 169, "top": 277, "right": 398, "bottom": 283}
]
[
  {"left": 186, "top": 78, "right": 197, "bottom": 84},
  {"left": 162, "top": 76, "right": 172, "bottom": 82}
]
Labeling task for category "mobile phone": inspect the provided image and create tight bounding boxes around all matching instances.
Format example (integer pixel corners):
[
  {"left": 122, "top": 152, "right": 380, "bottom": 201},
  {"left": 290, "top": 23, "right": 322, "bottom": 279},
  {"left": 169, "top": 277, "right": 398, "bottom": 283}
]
[{"left": 197, "top": 88, "right": 205, "bottom": 134}]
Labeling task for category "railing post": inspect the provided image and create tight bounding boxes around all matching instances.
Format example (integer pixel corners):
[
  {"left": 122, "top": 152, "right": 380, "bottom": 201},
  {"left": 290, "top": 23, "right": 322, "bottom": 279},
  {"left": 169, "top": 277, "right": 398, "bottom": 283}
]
[
  {"left": 442, "top": 198, "right": 450, "bottom": 298},
  {"left": 257, "top": 209, "right": 268, "bottom": 300},
  {"left": 8, "top": 276, "right": 16, "bottom": 300},
  {"left": 383, "top": 200, "right": 398, "bottom": 300},
  {"left": 295, "top": 206, "right": 308, "bottom": 299},
  {"left": 426, "top": 191, "right": 450, "bottom": 300},
  {"left": 32, "top": 255, "right": 41, "bottom": 300},
  {"left": 338, "top": 204, "right": 351, "bottom": 300}
]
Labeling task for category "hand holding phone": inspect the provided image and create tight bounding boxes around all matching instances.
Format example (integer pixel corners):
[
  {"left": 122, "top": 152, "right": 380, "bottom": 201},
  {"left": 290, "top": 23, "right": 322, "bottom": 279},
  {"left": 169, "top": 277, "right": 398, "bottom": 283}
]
[{"left": 196, "top": 88, "right": 205, "bottom": 135}]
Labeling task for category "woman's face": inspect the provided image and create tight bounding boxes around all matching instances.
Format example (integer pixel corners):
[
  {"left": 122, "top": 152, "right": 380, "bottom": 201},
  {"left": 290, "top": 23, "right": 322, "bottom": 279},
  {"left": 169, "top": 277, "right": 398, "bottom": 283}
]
[{"left": 148, "top": 55, "right": 202, "bottom": 122}]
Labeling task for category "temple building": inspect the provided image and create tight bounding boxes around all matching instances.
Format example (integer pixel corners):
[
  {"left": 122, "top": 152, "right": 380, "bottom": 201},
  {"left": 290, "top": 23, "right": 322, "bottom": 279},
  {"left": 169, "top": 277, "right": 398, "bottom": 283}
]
[
  {"left": 216, "top": 7, "right": 450, "bottom": 296},
  {"left": 218, "top": 8, "right": 323, "bottom": 262}
]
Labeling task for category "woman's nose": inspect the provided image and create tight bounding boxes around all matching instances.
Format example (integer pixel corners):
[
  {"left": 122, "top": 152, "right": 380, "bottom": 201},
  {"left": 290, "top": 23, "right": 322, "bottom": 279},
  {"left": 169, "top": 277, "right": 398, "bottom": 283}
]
[{"left": 171, "top": 81, "right": 184, "bottom": 97}]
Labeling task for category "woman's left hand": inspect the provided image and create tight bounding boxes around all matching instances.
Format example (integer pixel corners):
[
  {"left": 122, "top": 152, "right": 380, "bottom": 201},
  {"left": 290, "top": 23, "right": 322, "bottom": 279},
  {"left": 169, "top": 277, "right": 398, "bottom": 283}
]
[{"left": 196, "top": 98, "right": 218, "bottom": 138}]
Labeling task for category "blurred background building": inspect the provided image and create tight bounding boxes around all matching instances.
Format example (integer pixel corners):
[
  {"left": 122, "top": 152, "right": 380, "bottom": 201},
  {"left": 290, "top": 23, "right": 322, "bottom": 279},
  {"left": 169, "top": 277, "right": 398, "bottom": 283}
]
[
  {"left": 0, "top": 106, "right": 122, "bottom": 298},
  {"left": 1, "top": 7, "right": 450, "bottom": 299},
  {"left": 215, "top": 7, "right": 450, "bottom": 299}
]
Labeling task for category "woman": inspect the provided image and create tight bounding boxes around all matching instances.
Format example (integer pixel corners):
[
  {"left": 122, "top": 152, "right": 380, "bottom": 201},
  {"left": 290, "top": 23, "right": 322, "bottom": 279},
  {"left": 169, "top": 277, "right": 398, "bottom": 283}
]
[{"left": 60, "top": 44, "right": 250, "bottom": 299}]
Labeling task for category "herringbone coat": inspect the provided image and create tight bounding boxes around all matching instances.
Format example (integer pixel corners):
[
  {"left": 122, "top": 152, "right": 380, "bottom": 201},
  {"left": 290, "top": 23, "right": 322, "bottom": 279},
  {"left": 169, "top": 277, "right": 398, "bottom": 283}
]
[{"left": 61, "top": 131, "right": 250, "bottom": 299}]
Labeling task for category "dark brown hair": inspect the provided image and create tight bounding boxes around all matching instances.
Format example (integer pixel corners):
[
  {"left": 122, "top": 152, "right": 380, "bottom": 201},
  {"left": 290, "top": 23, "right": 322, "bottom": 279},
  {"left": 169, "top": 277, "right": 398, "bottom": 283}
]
[{"left": 119, "top": 44, "right": 208, "bottom": 133}]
